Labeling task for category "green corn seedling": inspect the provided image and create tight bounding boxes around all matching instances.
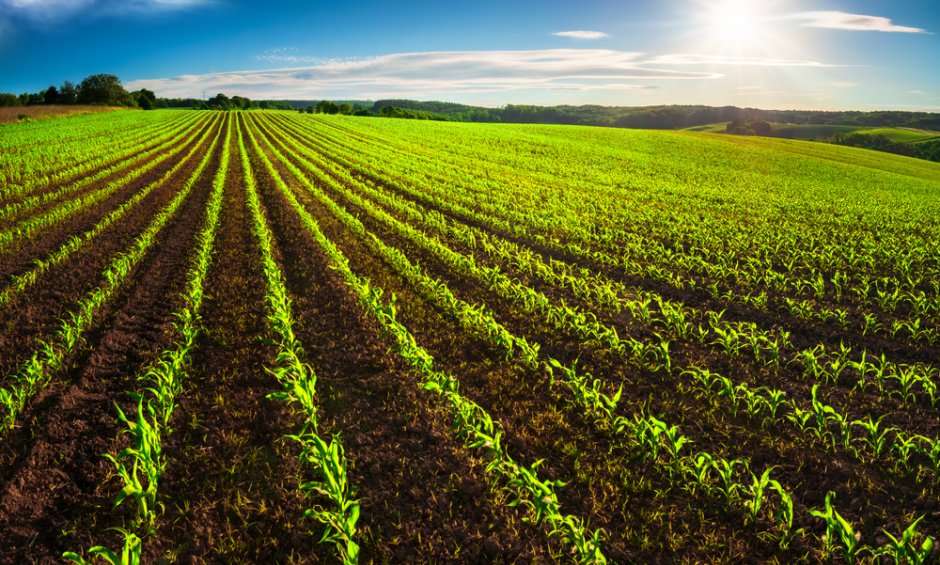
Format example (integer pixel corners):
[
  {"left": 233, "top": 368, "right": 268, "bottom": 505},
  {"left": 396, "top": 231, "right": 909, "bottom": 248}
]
[
  {"left": 878, "top": 516, "right": 935, "bottom": 565},
  {"left": 810, "top": 492, "right": 865, "bottom": 563},
  {"left": 63, "top": 528, "right": 142, "bottom": 565}
]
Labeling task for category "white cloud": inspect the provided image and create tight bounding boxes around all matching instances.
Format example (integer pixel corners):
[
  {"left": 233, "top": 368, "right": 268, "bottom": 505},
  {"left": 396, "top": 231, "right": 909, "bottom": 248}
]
[
  {"left": 254, "top": 48, "right": 353, "bottom": 66},
  {"left": 647, "top": 54, "right": 829, "bottom": 67},
  {"left": 0, "top": 0, "right": 209, "bottom": 25},
  {"left": 831, "top": 82, "right": 858, "bottom": 89},
  {"left": 553, "top": 30, "right": 608, "bottom": 40},
  {"left": 128, "top": 49, "right": 724, "bottom": 100},
  {"left": 796, "top": 11, "right": 928, "bottom": 33}
]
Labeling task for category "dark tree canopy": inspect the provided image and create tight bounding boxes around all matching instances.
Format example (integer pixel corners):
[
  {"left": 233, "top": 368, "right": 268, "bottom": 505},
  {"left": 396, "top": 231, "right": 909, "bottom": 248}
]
[
  {"left": 0, "top": 93, "right": 18, "bottom": 107},
  {"left": 43, "top": 86, "right": 59, "bottom": 105},
  {"left": 133, "top": 88, "right": 157, "bottom": 110},
  {"left": 78, "top": 74, "right": 132, "bottom": 106},
  {"left": 59, "top": 81, "right": 78, "bottom": 104}
]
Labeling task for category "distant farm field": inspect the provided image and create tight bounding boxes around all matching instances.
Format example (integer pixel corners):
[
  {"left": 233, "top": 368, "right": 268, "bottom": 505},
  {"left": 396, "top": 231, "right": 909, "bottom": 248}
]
[
  {"left": 686, "top": 121, "right": 940, "bottom": 145},
  {"left": 1, "top": 109, "right": 939, "bottom": 563},
  {"left": 0, "top": 104, "right": 124, "bottom": 124}
]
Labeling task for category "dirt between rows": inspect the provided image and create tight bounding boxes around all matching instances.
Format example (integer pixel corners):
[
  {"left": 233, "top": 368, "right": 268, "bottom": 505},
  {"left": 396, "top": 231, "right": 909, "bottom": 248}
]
[
  {"left": 141, "top": 124, "right": 319, "bottom": 562},
  {"left": 246, "top": 116, "right": 768, "bottom": 562},
  {"left": 256, "top": 116, "right": 940, "bottom": 559},
  {"left": 311, "top": 151, "right": 939, "bottom": 556},
  {"left": 0, "top": 114, "right": 196, "bottom": 214},
  {"left": 0, "top": 118, "right": 225, "bottom": 563},
  {"left": 0, "top": 116, "right": 220, "bottom": 380},
  {"left": 247, "top": 114, "right": 555, "bottom": 562},
  {"left": 0, "top": 115, "right": 215, "bottom": 279}
]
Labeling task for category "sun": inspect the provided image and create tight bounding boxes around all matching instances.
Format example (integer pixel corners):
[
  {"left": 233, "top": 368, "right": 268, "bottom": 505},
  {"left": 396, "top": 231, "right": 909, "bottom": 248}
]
[{"left": 699, "top": 0, "right": 769, "bottom": 54}]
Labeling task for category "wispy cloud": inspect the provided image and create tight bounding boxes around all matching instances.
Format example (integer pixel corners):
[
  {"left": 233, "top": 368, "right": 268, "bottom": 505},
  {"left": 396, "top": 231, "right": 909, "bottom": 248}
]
[
  {"left": 129, "top": 49, "right": 724, "bottom": 99},
  {"left": 795, "top": 11, "right": 928, "bottom": 33},
  {"left": 0, "top": 0, "right": 210, "bottom": 26},
  {"left": 908, "top": 90, "right": 927, "bottom": 95},
  {"left": 553, "top": 30, "right": 608, "bottom": 40},
  {"left": 647, "top": 54, "right": 830, "bottom": 67},
  {"left": 255, "top": 47, "right": 325, "bottom": 65}
]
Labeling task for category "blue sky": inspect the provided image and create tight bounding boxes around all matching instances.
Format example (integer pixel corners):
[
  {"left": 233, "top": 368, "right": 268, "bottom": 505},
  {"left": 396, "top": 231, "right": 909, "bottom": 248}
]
[{"left": 1, "top": 0, "right": 938, "bottom": 110}]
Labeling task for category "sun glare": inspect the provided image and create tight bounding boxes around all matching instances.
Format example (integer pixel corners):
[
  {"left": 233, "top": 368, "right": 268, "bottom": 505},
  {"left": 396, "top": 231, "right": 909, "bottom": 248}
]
[{"left": 700, "top": 0, "right": 768, "bottom": 53}]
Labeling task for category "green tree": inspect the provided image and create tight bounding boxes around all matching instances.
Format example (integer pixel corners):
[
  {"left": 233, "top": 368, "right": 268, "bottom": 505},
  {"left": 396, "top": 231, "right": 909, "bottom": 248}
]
[
  {"left": 0, "top": 93, "right": 19, "bottom": 107},
  {"left": 207, "top": 93, "right": 231, "bottom": 110},
  {"left": 77, "top": 73, "right": 132, "bottom": 105},
  {"left": 43, "top": 85, "right": 59, "bottom": 104},
  {"left": 59, "top": 81, "right": 78, "bottom": 104},
  {"left": 230, "top": 95, "right": 250, "bottom": 109},
  {"left": 132, "top": 88, "right": 157, "bottom": 110}
]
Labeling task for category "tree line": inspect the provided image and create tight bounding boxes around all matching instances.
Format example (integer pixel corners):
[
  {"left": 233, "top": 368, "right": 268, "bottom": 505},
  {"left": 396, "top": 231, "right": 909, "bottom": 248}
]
[
  {"left": 362, "top": 100, "right": 940, "bottom": 131},
  {"left": 1, "top": 74, "right": 158, "bottom": 109},
  {"left": 0, "top": 74, "right": 295, "bottom": 111},
  {"left": 195, "top": 93, "right": 293, "bottom": 111}
]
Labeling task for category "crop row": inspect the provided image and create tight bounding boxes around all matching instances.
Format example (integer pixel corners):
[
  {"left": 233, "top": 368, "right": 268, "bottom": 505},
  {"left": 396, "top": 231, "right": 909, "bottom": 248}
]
[
  {"left": 65, "top": 113, "right": 231, "bottom": 564},
  {"left": 0, "top": 115, "right": 218, "bottom": 309},
  {"left": 286, "top": 116, "right": 940, "bottom": 345},
  {"left": 253, "top": 113, "right": 937, "bottom": 560},
  {"left": 244, "top": 114, "right": 607, "bottom": 562},
  {"left": 0, "top": 116, "right": 222, "bottom": 436},
  {"left": 0, "top": 115, "right": 214, "bottom": 253},
  {"left": 0, "top": 111, "right": 202, "bottom": 203}
]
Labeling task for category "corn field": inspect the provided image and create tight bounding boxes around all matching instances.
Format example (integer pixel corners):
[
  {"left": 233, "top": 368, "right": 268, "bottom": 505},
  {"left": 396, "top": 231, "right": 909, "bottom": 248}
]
[{"left": 0, "top": 109, "right": 939, "bottom": 563}]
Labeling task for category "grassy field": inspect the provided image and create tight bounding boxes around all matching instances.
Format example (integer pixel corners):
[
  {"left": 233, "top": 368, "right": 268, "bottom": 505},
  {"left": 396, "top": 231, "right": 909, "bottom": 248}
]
[
  {"left": 685, "top": 121, "right": 940, "bottom": 144},
  {"left": 863, "top": 128, "right": 940, "bottom": 144},
  {"left": 1, "top": 109, "right": 939, "bottom": 563}
]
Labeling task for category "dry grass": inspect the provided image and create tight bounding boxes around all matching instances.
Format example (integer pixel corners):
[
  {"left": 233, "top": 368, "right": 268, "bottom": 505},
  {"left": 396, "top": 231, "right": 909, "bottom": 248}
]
[{"left": 0, "top": 105, "right": 127, "bottom": 124}]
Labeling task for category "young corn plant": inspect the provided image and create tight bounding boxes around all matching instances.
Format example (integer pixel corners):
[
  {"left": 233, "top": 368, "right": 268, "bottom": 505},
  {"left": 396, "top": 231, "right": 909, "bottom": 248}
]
[
  {"left": 290, "top": 432, "right": 361, "bottom": 563},
  {"left": 914, "top": 435, "right": 940, "bottom": 483},
  {"left": 63, "top": 528, "right": 142, "bottom": 565},
  {"left": 743, "top": 466, "right": 777, "bottom": 525},
  {"left": 105, "top": 398, "right": 164, "bottom": 533},
  {"left": 684, "top": 452, "right": 715, "bottom": 497},
  {"left": 547, "top": 359, "right": 622, "bottom": 426},
  {"left": 711, "top": 457, "right": 745, "bottom": 507},
  {"left": 877, "top": 516, "right": 936, "bottom": 565},
  {"left": 810, "top": 491, "right": 866, "bottom": 563},
  {"left": 851, "top": 415, "right": 895, "bottom": 463},
  {"left": 891, "top": 434, "right": 922, "bottom": 475},
  {"left": 770, "top": 482, "right": 802, "bottom": 550},
  {"left": 809, "top": 385, "right": 852, "bottom": 453}
]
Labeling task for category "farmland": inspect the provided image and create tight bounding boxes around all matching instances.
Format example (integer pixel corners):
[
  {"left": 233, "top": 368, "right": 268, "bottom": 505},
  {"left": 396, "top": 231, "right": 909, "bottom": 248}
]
[
  {"left": 684, "top": 122, "right": 940, "bottom": 143},
  {"left": 1, "top": 109, "right": 939, "bottom": 563}
]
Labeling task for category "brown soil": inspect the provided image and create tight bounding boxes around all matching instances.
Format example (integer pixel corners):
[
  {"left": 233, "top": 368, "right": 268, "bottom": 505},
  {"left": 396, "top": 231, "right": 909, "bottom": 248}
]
[
  {"left": 255, "top": 114, "right": 940, "bottom": 558},
  {"left": 144, "top": 120, "right": 320, "bottom": 563},
  {"left": 0, "top": 116, "right": 224, "bottom": 563},
  {"left": 0, "top": 115, "right": 221, "bottom": 379},
  {"left": 247, "top": 113, "right": 555, "bottom": 563}
]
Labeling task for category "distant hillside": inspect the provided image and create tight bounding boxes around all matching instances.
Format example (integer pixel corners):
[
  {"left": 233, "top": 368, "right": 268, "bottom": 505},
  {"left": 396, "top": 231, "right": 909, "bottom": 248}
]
[
  {"left": 362, "top": 100, "right": 940, "bottom": 131},
  {"left": 679, "top": 121, "right": 940, "bottom": 163}
]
